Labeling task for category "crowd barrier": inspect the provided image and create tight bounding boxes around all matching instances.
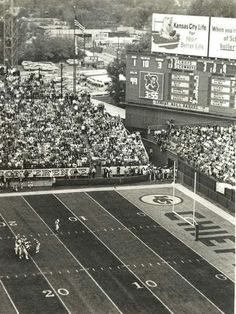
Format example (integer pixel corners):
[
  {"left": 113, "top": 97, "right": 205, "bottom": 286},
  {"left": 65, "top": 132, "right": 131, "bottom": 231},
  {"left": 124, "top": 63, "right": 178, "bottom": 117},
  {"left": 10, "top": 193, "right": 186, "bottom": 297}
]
[
  {"left": 178, "top": 159, "right": 235, "bottom": 213},
  {"left": 54, "top": 174, "right": 149, "bottom": 187}
]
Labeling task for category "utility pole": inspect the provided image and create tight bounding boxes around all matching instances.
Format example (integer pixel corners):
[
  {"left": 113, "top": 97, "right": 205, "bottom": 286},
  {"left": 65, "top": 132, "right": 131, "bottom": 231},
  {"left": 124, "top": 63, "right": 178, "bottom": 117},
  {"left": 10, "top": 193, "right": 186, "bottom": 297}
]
[
  {"left": 60, "top": 62, "right": 63, "bottom": 97},
  {"left": 73, "top": 5, "right": 77, "bottom": 94},
  {"left": 3, "top": 0, "right": 18, "bottom": 67}
]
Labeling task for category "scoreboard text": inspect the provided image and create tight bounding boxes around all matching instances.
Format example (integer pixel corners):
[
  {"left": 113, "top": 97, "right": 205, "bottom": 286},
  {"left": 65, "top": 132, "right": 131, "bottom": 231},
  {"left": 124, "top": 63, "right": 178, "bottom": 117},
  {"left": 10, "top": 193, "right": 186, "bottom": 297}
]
[{"left": 126, "top": 53, "right": 236, "bottom": 116}]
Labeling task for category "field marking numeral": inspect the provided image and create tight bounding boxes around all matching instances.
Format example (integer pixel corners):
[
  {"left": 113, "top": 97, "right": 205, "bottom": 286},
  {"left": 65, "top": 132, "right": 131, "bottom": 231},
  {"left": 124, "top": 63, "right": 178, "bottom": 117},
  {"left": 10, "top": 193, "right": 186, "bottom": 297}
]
[
  {"left": 132, "top": 280, "right": 157, "bottom": 289},
  {"left": 43, "top": 288, "right": 69, "bottom": 297},
  {"left": 215, "top": 274, "right": 227, "bottom": 281},
  {"left": 68, "top": 217, "right": 78, "bottom": 222},
  {"left": 0, "top": 221, "right": 17, "bottom": 228},
  {"left": 137, "top": 212, "right": 146, "bottom": 217},
  {"left": 43, "top": 290, "right": 55, "bottom": 297}
]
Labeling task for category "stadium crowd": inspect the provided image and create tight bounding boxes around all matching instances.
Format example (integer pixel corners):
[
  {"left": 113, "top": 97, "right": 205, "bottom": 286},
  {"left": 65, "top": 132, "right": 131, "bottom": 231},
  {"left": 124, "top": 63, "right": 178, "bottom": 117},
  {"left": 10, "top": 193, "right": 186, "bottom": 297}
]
[
  {"left": 0, "top": 67, "right": 148, "bottom": 171},
  {"left": 154, "top": 124, "right": 235, "bottom": 185}
]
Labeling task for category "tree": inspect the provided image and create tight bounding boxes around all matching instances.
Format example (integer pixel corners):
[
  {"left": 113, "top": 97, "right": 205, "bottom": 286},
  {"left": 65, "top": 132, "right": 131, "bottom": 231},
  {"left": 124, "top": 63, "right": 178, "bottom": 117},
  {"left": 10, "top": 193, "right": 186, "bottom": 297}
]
[
  {"left": 107, "top": 56, "right": 126, "bottom": 105},
  {"left": 18, "top": 34, "right": 84, "bottom": 63},
  {"left": 188, "top": 0, "right": 236, "bottom": 17},
  {"left": 107, "top": 33, "right": 151, "bottom": 105}
]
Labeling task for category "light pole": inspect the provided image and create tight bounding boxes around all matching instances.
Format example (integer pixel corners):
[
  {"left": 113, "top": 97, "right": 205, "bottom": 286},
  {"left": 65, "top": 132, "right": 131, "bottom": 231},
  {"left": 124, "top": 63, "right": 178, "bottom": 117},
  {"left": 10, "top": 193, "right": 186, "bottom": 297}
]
[
  {"left": 73, "top": 5, "right": 77, "bottom": 94},
  {"left": 60, "top": 62, "right": 63, "bottom": 97}
]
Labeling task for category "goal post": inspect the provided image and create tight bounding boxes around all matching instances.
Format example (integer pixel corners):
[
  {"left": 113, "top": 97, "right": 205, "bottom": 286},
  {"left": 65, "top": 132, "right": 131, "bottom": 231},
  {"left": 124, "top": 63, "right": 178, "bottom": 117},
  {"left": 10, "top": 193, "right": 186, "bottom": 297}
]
[{"left": 172, "top": 162, "right": 199, "bottom": 240}]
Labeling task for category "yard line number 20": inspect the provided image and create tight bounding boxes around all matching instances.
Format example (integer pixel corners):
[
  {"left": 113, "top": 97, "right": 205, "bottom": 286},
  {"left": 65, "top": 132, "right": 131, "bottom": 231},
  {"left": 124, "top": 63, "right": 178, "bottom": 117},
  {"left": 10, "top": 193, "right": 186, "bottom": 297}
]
[{"left": 43, "top": 288, "right": 69, "bottom": 297}]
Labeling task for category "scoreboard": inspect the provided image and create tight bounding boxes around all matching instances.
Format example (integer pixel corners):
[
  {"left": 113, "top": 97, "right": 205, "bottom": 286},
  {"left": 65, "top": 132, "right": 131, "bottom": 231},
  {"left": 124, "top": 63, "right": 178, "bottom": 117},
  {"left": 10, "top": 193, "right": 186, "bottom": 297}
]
[{"left": 126, "top": 53, "right": 236, "bottom": 116}]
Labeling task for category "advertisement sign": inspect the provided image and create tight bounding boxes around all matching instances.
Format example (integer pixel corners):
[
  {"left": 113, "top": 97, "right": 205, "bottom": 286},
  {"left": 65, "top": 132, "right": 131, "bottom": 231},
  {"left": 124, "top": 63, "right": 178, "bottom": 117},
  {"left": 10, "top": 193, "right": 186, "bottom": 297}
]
[
  {"left": 139, "top": 71, "right": 164, "bottom": 100},
  {"left": 209, "top": 17, "right": 236, "bottom": 59},
  {"left": 152, "top": 14, "right": 209, "bottom": 56},
  {"left": 0, "top": 168, "right": 89, "bottom": 179}
]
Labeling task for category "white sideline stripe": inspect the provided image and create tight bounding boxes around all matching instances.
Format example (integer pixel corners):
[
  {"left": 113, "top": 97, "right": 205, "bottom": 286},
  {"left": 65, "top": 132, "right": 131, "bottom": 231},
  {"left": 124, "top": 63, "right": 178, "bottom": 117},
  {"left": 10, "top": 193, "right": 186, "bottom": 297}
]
[
  {"left": 117, "top": 190, "right": 235, "bottom": 284},
  {"left": 0, "top": 214, "right": 71, "bottom": 314},
  {"left": 54, "top": 194, "right": 174, "bottom": 314},
  {"left": 22, "top": 196, "right": 123, "bottom": 314},
  {"left": 0, "top": 184, "right": 172, "bottom": 198},
  {"left": 86, "top": 192, "right": 226, "bottom": 314},
  {"left": 175, "top": 184, "right": 235, "bottom": 225},
  {"left": 0, "top": 279, "right": 19, "bottom": 314},
  {"left": 0, "top": 182, "right": 233, "bottom": 223}
]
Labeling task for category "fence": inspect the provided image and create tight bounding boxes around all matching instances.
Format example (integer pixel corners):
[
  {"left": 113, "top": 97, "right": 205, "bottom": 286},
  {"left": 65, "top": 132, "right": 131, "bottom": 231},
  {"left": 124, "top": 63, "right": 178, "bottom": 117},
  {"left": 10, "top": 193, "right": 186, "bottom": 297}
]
[{"left": 178, "top": 159, "right": 235, "bottom": 213}]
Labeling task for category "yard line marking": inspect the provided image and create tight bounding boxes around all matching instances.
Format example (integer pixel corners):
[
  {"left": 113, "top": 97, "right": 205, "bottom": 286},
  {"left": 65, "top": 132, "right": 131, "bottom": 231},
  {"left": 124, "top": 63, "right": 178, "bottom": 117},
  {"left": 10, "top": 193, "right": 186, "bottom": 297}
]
[
  {"left": 1, "top": 214, "right": 72, "bottom": 314},
  {"left": 0, "top": 279, "right": 19, "bottom": 314},
  {"left": 22, "top": 197, "right": 123, "bottom": 314},
  {"left": 89, "top": 191, "right": 226, "bottom": 314},
  {"left": 57, "top": 195, "right": 173, "bottom": 314},
  {"left": 80, "top": 216, "right": 87, "bottom": 221}
]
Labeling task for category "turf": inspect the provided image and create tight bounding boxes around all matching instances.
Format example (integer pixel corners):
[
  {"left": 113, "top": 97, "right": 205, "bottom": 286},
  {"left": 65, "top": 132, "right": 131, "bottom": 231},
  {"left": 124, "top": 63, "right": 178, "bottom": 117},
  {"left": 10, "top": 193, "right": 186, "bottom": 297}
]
[{"left": 0, "top": 187, "right": 234, "bottom": 314}]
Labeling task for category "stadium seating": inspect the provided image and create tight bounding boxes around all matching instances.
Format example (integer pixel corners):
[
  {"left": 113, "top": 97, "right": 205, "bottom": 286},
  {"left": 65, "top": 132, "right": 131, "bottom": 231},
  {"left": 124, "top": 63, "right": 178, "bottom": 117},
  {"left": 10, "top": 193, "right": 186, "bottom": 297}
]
[
  {"left": 154, "top": 124, "right": 235, "bottom": 185},
  {"left": 0, "top": 67, "right": 148, "bottom": 173}
]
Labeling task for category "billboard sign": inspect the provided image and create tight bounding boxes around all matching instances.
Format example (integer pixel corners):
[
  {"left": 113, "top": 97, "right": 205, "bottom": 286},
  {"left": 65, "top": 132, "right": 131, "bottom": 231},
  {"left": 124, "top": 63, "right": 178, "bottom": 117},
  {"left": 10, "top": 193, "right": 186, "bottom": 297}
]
[
  {"left": 209, "top": 17, "right": 236, "bottom": 60},
  {"left": 152, "top": 14, "right": 209, "bottom": 57},
  {"left": 139, "top": 71, "right": 164, "bottom": 100}
]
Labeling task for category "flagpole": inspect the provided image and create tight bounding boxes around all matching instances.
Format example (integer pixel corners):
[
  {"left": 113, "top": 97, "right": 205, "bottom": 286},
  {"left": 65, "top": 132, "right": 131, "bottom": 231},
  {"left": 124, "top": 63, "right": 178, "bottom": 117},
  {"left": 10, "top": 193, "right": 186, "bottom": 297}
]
[{"left": 73, "top": 6, "right": 76, "bottom": 94}]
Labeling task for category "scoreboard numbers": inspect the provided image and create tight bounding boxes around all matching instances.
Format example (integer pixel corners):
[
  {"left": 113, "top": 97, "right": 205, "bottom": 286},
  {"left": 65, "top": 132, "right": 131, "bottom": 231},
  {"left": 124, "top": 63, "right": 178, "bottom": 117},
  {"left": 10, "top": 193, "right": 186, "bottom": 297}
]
[{"left": 126, "top": 53, "right": 236, "bottom": 116}]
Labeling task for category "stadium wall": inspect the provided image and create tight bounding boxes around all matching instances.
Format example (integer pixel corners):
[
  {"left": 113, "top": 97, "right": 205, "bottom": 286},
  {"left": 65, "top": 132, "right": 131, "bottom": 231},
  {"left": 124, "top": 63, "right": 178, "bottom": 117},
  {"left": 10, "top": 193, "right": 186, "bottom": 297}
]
[
  {"left": 177, "top": 159, "right": 235, "bottom": 213},
  {"left": 142, "top": 138, "right": 168, "bottom": 167},
  {"left": 54, "top": 174, "right": 149, "bottom": 187},
  {"left": 125, "top": 103, "right": 236, "bottom": 131}
]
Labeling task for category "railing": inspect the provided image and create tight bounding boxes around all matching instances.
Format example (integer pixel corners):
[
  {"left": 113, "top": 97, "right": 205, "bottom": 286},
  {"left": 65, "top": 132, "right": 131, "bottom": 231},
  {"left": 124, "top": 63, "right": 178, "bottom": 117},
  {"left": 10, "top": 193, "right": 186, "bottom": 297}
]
[
  {"left": 177, "top": 159, "right": 235, "bottom": 213},
  {"left": 148, "top": 120, "right": 235, "bottom": 133}
]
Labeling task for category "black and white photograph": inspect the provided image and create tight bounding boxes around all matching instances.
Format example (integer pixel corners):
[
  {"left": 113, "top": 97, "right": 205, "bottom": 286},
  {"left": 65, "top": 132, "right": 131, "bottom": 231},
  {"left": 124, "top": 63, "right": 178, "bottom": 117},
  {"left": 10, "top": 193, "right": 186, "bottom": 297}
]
[{"left": 0, "top": 0, "right": 235, "bottom": 313}]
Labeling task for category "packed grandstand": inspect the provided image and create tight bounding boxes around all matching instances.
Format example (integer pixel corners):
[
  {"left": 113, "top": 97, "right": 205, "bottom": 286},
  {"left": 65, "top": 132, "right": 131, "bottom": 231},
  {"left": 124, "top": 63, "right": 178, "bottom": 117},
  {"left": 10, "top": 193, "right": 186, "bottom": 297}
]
[
  {"left": 0, "top": 66, "right": 235, "bottom": 188},
  {"left": 154, "top": 123, "right": 235, "bottom": 185},
  {"left": 0, "top": 67, "right": 148, "bottom": 172}
]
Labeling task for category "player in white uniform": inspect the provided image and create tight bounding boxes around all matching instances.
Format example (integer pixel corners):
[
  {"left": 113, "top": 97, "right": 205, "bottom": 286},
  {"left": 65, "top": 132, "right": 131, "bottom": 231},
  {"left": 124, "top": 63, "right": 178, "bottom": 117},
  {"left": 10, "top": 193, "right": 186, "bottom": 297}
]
[
  {"left": 15, "top": 235, "right": 22, "bottom": 256},
  {"left": 22, "top": 244, "right": 29, "bottom": 259},
  {"left": 34, "top": 238, "right": 40, "bottom": 253},
  {"left": 55, "top": 219, "right": 60, "bottom": 233}
]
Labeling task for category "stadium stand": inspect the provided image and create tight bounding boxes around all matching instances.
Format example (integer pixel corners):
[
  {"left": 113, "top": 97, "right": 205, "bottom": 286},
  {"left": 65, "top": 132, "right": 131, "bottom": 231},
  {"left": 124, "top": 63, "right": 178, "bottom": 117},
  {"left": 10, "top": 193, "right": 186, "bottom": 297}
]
[
  {"left": 153, "top": 123, "right": 235, "bottom": 186},
  {"left": 0, "top": 67, "right": 148, "bottom": 175}
]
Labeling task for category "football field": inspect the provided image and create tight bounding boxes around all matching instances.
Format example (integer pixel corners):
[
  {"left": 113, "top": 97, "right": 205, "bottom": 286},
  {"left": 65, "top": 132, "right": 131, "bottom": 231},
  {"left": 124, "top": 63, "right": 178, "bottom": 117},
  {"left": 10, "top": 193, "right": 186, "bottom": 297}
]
[{"left": 0, "top": 184, "right": 234, "bottom": 314}]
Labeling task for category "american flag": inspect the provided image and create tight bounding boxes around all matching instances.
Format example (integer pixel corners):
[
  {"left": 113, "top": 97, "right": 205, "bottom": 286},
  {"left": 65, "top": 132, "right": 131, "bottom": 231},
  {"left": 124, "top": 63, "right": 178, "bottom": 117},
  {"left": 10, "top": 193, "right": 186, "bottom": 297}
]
[{"left": 74, "top": 19, "right": 85, "bottom": 32}]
